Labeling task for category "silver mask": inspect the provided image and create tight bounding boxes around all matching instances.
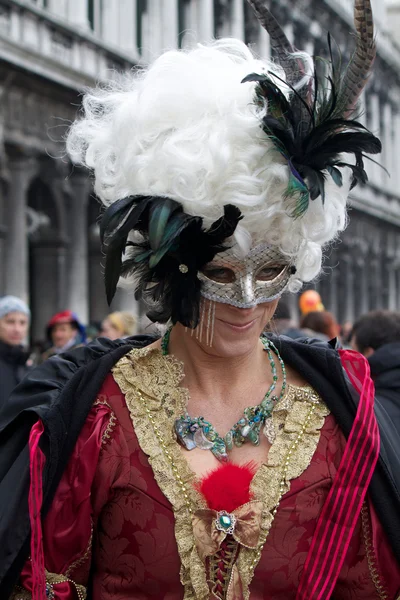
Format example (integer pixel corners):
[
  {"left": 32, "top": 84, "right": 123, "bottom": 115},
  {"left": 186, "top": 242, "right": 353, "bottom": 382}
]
[{"left": 198, "top": 244, "right": 293, "bottom": 309}]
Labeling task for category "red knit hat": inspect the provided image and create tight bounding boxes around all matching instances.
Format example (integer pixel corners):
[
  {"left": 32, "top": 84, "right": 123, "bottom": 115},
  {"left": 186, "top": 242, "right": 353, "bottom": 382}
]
[{"left": 46, "top": 310, "right": 86, "bottom": 342}]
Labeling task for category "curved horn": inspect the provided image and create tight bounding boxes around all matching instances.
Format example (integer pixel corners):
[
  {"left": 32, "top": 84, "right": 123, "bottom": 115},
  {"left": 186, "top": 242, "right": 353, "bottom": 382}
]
[{"left": 342, "top": 0, "right": 376, "bottom": 114}]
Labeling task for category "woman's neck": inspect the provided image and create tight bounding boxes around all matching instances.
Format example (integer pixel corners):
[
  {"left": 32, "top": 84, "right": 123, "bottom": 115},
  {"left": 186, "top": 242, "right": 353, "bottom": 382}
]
[{"left": 166, "top": 324, "right": 268, "bottom": 405}]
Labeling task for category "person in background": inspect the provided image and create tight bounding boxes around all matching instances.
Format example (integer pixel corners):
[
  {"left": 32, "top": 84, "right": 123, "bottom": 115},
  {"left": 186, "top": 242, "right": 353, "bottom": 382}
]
[
  {"left": 298, "top": 289, "right": 325, "bottom": 316},
  {"left": 100, "top": 311, "right": 137, "bottom": 340},
  {"left": 0, "top": 296, "right": 31, "bottom": 408},
  {"left": 300, "top": 310, "right": 340, "bottom": 341},
  {"left": 41, "top": 310, "right": 86, "bottom": 361},
  {"left": 351, "top": 310, "right": 400, "bottom": 429},
  {"left": 267, "top": 298, "right": 304, "bottom": 339},
  {"left": 340, "top": 320, "right": 353, "bottom": 348}
]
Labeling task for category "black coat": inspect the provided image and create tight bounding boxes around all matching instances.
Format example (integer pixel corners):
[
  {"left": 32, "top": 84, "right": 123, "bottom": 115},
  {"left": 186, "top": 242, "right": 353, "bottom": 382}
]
[
  {"left": 369, "top": 342, "right": 400, "bottom": 432},
  {"left": 0, "top": 340, "right": 30, "bottom": 409},
  {"left": 0, "top": 335, "right": 399, "bottom": 598}
]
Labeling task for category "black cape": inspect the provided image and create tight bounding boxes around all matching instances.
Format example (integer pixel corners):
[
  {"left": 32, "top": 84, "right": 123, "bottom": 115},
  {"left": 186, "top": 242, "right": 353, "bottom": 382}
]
[
  {"left": 0, "top": 334, "right": 399, "bottom": 598},
  {"left": 0, "top": 340, "right": 30, "bottom": 410}
]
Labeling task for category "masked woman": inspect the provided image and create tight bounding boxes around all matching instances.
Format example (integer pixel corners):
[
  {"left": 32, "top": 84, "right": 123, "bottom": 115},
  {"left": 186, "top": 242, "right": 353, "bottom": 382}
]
[{"left": 1, "top": 1, "right": 400, "bottom": 599}]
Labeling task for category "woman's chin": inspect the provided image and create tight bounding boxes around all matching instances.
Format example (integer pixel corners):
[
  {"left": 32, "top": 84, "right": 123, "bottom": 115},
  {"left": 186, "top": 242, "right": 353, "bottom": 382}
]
[{"left": 197, "top": 319, "right": 264, "bottom": 358}]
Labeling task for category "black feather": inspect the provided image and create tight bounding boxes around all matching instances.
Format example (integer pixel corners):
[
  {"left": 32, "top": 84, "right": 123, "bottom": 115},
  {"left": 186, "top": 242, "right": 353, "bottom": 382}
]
[
  {"left": 101, "top": 195, "right": 157, "bottom": 304},
  {"left": 102, "top": 196, "right": 242, "bottom": 326},
  {"left": 242, "top": 36, "right": 382, "bottom": 218}
]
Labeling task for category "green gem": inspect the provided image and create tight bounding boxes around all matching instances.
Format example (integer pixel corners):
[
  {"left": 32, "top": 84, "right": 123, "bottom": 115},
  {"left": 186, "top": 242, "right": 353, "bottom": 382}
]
[
  {"left": 249, "top": 430, "right": 259, "bottom": 444},
  {"left": 225, "top": 431, "right": 233, "bottom": 450},
  {"left": 219, "top": 514, "right": 232, "bottom": 529}
]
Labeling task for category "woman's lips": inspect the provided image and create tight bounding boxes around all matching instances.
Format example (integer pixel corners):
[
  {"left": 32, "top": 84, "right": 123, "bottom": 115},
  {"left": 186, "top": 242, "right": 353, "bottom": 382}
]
[{"left": 219, "top": 318, "right": 257, "bottom": 332}]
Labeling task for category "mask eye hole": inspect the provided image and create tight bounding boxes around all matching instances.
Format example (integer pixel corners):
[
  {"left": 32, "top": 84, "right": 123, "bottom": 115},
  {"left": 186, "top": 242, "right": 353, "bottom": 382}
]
[
  {"left": 201, "top": 266, "right": 236, "bottom": 283},
  {"left": 256, "top": 265, "right": 287, "bottom": 282}
]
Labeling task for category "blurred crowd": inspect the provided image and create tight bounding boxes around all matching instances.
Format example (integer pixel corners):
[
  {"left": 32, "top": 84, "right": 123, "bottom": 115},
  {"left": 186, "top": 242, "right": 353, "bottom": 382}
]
[
  {"left": 0, "top": 295, "right": 139, "bottom": 408},
  {"left": 1, "top": 292, "right": 400, "bottom": 425}
]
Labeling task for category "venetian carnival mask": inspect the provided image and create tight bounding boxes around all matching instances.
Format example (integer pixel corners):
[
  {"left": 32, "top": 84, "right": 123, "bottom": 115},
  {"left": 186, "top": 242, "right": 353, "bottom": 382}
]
[{"left": 198, "top": 244, "right": 294, "bottom": 309}]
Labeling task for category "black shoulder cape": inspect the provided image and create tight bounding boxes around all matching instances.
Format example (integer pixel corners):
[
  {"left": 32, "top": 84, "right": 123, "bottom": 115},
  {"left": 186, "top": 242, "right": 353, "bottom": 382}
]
[{"left": 0, "top": 334, "right": 399, "bottom": 598}]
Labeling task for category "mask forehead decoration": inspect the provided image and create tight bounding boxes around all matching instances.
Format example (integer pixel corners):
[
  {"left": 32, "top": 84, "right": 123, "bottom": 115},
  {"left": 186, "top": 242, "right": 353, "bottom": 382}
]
[{"left": 198, "top": 244, "right": 294, "bottom": 309}]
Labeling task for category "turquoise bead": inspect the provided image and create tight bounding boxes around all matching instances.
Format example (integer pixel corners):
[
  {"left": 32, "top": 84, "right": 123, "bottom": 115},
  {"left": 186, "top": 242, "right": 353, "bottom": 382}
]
[{"left": 249, "top": 430, "right": 259, "bottom": 444}]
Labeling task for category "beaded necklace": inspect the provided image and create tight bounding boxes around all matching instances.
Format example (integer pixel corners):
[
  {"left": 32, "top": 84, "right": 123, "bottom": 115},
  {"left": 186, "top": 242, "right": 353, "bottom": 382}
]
[{"left": 161, "top": 328, "right": 287, "bottom": 462}]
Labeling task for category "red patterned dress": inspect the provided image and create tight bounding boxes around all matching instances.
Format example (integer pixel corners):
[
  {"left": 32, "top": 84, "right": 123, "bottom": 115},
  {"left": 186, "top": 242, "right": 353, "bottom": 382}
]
[{"left": 12, "top": 347, "right": 400, "bottom": 599}]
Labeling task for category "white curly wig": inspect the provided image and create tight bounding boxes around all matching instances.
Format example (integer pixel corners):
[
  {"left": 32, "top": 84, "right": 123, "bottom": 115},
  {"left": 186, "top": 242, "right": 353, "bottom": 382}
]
[{"left": 66, "top": 39, "right": 350, "bottom": 290}]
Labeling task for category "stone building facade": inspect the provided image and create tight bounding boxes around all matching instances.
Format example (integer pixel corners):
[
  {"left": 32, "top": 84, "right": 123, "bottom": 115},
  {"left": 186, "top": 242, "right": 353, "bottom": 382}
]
[{"left": 0, "top": 0, "right": 399, "bottom": 342}]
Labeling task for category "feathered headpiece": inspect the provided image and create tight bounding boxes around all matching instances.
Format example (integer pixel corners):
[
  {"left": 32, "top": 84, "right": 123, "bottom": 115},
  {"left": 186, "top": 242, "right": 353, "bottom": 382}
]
[
  {"left": 100, "top": 196, "right": 242, "bottom": 327},
  {"left": 91, "top": 0, "right": 382, "bottom": 327},
  {"left": 244, "top": 0, "right": 381, "bottom": 217}
]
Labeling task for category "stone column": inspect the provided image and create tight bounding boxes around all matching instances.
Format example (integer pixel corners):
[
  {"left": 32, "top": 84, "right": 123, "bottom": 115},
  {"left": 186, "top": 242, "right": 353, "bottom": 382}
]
[
  {"left": 361, "top": 265, "right": 369, "bottom": 314},
  {"left": 328, "top": 253, "right": 339, "bottom": 320},
  {"left": 287, "top": 291, "right": 299, "bottom": 323},
  {"left": 161, "top": 0, "right": 178, "bottom": 49},
  {"left": 371, "top": 0, "right": 386, "bottom": 29},
  {"left": 231, "top": 0, "right": 244, "bottom": 39},
  {"left": 370, "top": 257, "right": 383, "bottom": 310},
  {"left": 396, "top": 261, "right": 400, "bottom": 311},
  {"left": 386, "top": 233, "right": 398, "bottom": 310},
  {"left": 368, "top": 93, "right": 381, "bottom": 184},
  {"left": 30, "top": 240, "right": 67, "bottom": 343},
  {"left": 143, "top": 0, "right": 163, "bottom": 58},
  {"left": 0, "top": 181, "right": 6, "bottom": 293},
  {"left": 65, "top": 171, "right": 90, "bottom": 325},
  {"left": 4, "top": 156, "right": 37, "bottom": 303},
  {"left": 257, "top": 28, "right": 270, "bottom": 59},
  {"left": 382, "top": 101, "right": 392, "bottom": 190},
  {"left": 118, "top": 0, "right": 137, "bottom": 51},
  {"left": 110, "top": 288, "right": 140, "bottom": 321},
  {"left": 101, "top": 0, "right": 119, "bottom": 47},
  {"left": 47, "top": 0, "right": 68, "bottom": 20},
  {"left": 392, "top": 112, "right": 400, "bottom": 191},
  {"left": 357, "top": 255, "right": 369, "bottom": 316},
  {"left": 198, "top": 0, "right": 214, "bottom": 40},
  {"left": 387, "top": 261, "right": 397, "bottom": 310},
  {"left": 358, "top": 91, "right": 367, "bottom": 127},
  {"left": 67, "top": 0, "right": 90, "bottom": 28},
  {"left": 342, "top": 254, "right": 355, "bottom": 323}
]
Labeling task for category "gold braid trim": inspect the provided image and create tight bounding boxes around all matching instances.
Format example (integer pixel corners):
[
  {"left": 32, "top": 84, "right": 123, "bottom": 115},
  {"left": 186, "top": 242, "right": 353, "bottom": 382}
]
[
  {"left": 361, "top": 502, "right": 390, "bottom": 599},
  {"left": 93, "top": 398, "right": 117, "bottom": 447},
  {"left": 10, "top": 570, "right": 87, "bottom": 600},
  {"left": 9, "top": 586, "right": 31, "bottom": 600},
  {"left": 113, "top": 347, "right": 329, "bottom": 600},
  {"left": 65, "top": 522, "right": 93, "bottom": 579}
]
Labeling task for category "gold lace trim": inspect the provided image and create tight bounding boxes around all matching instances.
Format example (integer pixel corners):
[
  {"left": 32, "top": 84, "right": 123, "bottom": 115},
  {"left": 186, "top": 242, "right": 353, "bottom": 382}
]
[{"left": 113, "top": 347, "right": 329, "bottom": 600}]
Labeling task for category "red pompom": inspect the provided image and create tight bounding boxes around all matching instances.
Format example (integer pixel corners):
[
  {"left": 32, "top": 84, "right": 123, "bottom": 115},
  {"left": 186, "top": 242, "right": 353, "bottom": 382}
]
[{"left": 196, "top": 462, "right": 256, "bottom": 512}]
